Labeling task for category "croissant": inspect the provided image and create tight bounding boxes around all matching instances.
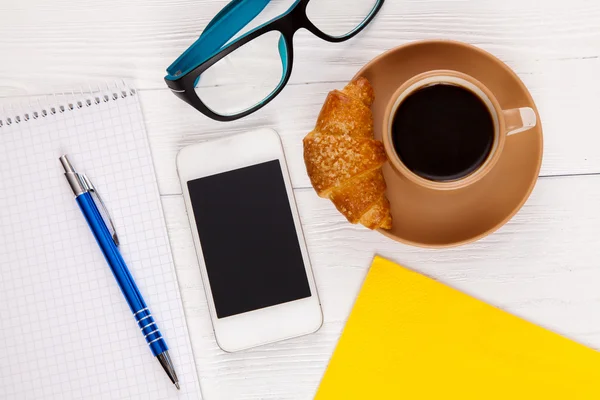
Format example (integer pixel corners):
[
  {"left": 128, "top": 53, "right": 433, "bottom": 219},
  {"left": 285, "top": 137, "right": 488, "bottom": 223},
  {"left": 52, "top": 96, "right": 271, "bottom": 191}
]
[{"left": 303, "top": 77, "right": 392, "bottom": 230}]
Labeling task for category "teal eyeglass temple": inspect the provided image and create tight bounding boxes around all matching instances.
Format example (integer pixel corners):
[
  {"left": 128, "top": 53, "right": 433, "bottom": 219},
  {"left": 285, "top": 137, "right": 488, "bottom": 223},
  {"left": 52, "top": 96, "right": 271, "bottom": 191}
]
[
  {"left": 165, "top": 0, "right": 385, "bottom": 121},
  {"left": 166, "top": 0, "right": 276, "bottom": 81}
]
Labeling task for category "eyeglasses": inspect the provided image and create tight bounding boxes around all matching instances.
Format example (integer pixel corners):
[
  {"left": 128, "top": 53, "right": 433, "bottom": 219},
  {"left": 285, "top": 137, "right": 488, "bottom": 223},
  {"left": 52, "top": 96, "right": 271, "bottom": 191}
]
[{"left": 165, "top": 0, "right": 385, "bottom": 122}]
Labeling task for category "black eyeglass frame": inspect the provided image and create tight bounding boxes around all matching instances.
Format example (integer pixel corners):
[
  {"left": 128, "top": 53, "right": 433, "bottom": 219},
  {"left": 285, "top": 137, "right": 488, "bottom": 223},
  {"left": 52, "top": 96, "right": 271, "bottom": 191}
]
[{"left": 165, "top": 0, "right": 385, "bottom": 121}]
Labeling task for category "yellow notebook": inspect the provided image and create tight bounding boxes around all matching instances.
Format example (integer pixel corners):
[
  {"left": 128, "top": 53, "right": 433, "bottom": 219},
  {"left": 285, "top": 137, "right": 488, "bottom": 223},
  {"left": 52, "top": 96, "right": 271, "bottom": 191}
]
[{"left": 316, "top": 256, "right": 600, "bottom": 399}]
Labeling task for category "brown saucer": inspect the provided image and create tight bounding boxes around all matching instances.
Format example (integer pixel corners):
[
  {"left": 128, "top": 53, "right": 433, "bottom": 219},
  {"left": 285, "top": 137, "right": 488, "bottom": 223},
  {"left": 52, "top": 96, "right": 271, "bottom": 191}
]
[{"left": 354, "top": 40, "right": 543, "bottom": 248}]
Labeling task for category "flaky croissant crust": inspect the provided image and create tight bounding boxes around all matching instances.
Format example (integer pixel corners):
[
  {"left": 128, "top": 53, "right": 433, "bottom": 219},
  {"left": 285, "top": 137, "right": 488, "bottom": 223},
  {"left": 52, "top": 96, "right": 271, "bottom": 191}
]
[{"left": 303, "top": 77, "right": 392, "bottom": 230}]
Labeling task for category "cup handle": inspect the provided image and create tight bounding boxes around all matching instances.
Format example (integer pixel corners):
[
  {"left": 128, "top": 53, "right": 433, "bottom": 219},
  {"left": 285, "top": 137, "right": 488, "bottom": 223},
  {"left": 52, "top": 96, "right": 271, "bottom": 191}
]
[{"left": 502, "top": 107, "right": 537, "bottom": 136}]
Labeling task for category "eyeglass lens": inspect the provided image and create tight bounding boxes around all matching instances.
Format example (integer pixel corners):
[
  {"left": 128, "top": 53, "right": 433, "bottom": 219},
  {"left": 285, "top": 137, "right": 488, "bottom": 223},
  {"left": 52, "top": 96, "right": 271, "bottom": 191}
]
[{"left": 195, "top": 31, "right": 288, "bottom": 116}]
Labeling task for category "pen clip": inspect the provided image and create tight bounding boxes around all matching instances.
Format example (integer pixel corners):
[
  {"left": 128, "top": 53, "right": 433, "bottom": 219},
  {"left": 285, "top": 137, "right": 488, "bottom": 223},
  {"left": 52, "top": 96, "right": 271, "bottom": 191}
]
[{"left": 80, "top": 174, "right": 120, "bottom": 247}]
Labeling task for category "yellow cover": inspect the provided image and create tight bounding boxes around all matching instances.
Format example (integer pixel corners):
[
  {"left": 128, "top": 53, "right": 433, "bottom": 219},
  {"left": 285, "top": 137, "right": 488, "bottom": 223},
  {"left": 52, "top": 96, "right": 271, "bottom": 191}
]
[{"left": 316, "top": 256, "right": 600, "bottom": 399}]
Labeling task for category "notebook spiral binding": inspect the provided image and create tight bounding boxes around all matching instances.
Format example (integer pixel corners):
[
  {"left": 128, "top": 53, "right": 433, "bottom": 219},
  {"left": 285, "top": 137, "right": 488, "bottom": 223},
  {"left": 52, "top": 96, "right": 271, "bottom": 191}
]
[{"left": 0, "top": 80, "right": 136, "bottom": 128}]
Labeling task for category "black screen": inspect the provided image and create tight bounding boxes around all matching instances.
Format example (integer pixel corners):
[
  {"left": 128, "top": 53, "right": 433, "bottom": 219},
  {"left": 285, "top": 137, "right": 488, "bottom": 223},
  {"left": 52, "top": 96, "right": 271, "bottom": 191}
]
[{"left": 187, "top": 160, "right": 311, "bottom": 319}]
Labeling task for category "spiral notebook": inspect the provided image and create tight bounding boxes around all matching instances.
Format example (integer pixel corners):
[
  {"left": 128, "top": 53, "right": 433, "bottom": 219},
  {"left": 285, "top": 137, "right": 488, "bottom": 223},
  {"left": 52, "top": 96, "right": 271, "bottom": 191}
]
[{"left": 0, "top": 84, "right": 202, "bottom": 399}]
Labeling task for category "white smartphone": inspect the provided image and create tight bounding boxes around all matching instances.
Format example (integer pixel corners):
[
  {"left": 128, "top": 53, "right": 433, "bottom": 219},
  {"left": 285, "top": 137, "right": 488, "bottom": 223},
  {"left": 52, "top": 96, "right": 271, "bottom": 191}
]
[{"left": 177, "top": 128, "right": 322, "bottom": 352}]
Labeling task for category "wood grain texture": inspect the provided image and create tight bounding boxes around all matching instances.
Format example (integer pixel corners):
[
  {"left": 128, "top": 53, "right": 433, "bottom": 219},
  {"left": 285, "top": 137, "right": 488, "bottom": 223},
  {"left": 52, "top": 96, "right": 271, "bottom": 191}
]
[
  {"left": 137, "top": 74, "right": 596, "bottom": 196},
  {"left": 2, "top": 0, "right": 600, "bottom": 398},
  {"left": 1, "top": 0, "right": 599, "bottom": 93}
]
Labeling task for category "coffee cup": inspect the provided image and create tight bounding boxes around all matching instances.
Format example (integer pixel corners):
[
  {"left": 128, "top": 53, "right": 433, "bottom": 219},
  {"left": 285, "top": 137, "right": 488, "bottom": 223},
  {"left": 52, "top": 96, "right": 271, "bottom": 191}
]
[{"left": 382, "top": 70, "right": 537, "bottom": 191}]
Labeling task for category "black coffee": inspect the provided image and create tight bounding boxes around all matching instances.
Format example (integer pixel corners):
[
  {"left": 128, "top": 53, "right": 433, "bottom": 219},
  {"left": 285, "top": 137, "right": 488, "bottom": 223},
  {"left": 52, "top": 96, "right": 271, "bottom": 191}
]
[{"left": 392, "top": 84, "right": 494, "bottom": 182}]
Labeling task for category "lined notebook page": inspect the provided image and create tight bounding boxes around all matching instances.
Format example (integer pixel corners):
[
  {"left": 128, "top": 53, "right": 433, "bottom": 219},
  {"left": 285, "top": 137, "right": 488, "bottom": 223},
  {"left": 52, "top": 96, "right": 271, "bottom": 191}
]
[{"left": 0, "top": 87, "right": 201, "bottom": 399}]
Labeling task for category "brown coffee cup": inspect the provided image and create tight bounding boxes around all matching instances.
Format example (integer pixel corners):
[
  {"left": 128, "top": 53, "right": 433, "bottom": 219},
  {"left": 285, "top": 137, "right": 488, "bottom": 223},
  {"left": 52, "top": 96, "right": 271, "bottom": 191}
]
[{"left": 382, "top": 70, "right": 537, "bottom": 191}]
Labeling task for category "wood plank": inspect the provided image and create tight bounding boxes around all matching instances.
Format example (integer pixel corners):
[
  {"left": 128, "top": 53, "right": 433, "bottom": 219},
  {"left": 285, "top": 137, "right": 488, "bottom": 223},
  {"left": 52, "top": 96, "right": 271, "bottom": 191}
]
[
  {"left": 136, "top": 82, "right": 599, "bottom": 194},
  {"left": 161, "top": 174, "right": 600, "bottom": 400},
  {"left": 0, "top": 0, "right": 598, "bottom": 93},
  {"left": 2, "top": 77, "right": 599, "bottom": 191}
]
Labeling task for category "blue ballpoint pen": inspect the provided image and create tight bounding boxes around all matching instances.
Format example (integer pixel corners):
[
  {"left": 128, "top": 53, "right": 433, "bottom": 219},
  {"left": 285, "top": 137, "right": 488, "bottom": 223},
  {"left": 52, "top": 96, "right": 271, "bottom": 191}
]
[{"left": 59, "top": 154, "right": 180, "bottom": 390}]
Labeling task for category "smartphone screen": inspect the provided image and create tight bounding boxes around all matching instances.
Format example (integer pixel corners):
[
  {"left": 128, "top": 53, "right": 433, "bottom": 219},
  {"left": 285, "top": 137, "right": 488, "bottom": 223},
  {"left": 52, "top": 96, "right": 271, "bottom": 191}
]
[{"left": 187, "top": 160, "right": 312, "bottom": 319}]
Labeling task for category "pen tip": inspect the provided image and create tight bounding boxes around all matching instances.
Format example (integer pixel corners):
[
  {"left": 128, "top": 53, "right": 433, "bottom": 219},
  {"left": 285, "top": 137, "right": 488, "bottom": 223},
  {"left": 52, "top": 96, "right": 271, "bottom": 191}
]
[{"left": 175, "top": 382, "right": 180, "bottom": 390}]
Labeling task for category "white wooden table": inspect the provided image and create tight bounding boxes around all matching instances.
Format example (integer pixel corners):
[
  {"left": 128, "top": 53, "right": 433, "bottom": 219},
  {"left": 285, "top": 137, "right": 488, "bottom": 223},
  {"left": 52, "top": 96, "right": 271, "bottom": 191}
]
[{"left": 2, "top": 0, "right": 600, "bottom": 398}]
